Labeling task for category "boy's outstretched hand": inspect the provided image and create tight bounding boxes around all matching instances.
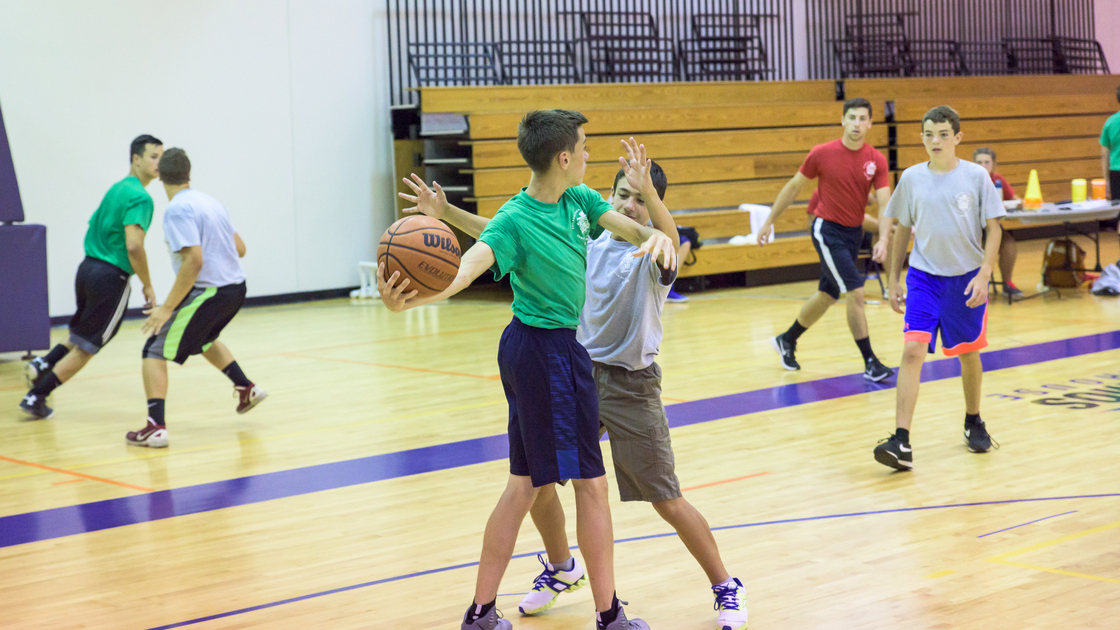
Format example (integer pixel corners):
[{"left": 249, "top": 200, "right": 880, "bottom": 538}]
[
  {"left": 399, "top": 173, "right": 449, "bottom": 220},
  {"left": 634, "top": 231, "right": 677, "bottom": 271},
  {"left": 378, "top": 262, "right": 419, "bottom": 313}
]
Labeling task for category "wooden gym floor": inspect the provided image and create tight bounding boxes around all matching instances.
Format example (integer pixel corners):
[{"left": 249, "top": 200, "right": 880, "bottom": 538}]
[{"left": 1, "top": 236, "right": 1118, "bottom": 629}]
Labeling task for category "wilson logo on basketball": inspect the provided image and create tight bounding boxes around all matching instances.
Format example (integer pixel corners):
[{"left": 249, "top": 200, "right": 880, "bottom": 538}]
[{"left": 423, "top": 233, "right": 462, "bottom": 257}]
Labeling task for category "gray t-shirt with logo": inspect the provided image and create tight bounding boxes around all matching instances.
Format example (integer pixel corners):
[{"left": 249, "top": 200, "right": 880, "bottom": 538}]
[
  {"left": 884, "top": 160, "right": 1006, "bottom": 277},
  {"left": 577, "top": 231, "right": 678, "bottom": 371}
]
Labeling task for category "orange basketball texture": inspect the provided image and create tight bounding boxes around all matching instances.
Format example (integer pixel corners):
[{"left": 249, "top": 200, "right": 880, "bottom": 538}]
[{"left": 377, "top": 216, "right": 462, "bottom": 298}]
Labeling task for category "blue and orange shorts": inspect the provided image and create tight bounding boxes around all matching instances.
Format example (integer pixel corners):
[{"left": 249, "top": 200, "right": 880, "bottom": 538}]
[{"left": 903, "top": 267, "right": 988, "bottom": 356}]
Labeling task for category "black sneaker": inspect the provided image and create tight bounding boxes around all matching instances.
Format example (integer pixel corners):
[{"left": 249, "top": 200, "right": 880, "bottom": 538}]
[
  {"left": 964, "top": 417, "right": 998, "bottom": 453},
  {"left": 873, "top": 435, "right": 912, "bottom": 471},
  {"left": 24, "top": 357, "right": 49, "bottom": 389},
  {"left": 19, "top": 393, "right": 54, "bottom": 420},
  {"left": 771, "top": 335, "right": 799, "bottom": 371},
  {"left": 1006, "top": 286, "right": 1024, "bottom": 301},
  {"left": 864, "top": 357, "right": 894, "bottom": 382}
]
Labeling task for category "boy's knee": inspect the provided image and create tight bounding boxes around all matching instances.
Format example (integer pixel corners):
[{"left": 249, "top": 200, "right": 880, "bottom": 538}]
[
  {"left": 571, "top": 475, "right": 608, "bottom": 497},
  {"left": 902, "top": 341, "right": 928, "bottom": 360}
]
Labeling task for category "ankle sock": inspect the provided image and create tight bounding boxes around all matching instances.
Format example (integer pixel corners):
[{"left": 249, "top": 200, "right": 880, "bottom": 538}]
[
  {"left": 855, "top": 337, "right": 874, "bottom": 362},
  {"left": 222, "top": 361, "right": 252, "bottom": 388},
  {"left": 30, "top": 372, "right": 62, "bottom": 398},
  {"left": 965, "top": 413, "right": 980, "bottom": 425},
  {"left": 43, "top": 344, "right": 69, "bottom": 368},
  {"left": 783, "top": 320, "right": 807, "bottom": 343},
  {"left": 148, "top": 398, "right": 166, "bottom": 426},
  {"left": 597, "top": 594, "right": 621, "bottom": 627},
  {"left": 895, "top": 428, "right": 910, "bottom": 444},
  {"left": 553, "top": 556, "right": 575, "bottom": 572},
  {"left": 464, "top": 600, "right": 495, "bottom": 624}
]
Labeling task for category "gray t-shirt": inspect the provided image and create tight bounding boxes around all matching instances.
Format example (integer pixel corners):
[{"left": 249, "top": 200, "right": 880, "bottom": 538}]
[
  {"left": 164, "top": 189, "right": 246, "bottom": 288},
  {"left": 884, "top": 160, "right": 1006, "bottom": 277},
  {"left": 577, "top": 232, "right": 678, "bottom": 371}
]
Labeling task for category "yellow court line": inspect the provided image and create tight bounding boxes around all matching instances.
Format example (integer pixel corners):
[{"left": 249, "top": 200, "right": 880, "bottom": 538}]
[
  {"left": 0, "top": 399, "right": 507, "bottom": 481},
  {"left": 984, "top": 519, "right": 1120, "bottom": 584},
  {"left": 925, "top": 570, "right": 955, "bottom": 579}
]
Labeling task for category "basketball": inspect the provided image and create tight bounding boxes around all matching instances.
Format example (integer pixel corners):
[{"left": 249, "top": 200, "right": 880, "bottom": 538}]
[{"left": 377, "top": 215, "right": 461, "bottom": 298}]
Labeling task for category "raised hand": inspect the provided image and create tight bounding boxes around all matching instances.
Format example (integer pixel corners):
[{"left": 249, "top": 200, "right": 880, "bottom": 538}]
[
  {"left": 619, "top": 137, "right": 650, "bottom": 193},
  {"left": 398, "top": 173, "right": 449, "bottom": 220}
]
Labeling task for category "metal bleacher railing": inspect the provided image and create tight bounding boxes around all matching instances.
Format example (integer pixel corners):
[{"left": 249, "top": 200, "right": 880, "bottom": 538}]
[
  {"left": 830, "top": 11, "right": 1110, "bottom": 79},
  {"left": 406, "top": 10, "right": 779, "bottom": 87}
]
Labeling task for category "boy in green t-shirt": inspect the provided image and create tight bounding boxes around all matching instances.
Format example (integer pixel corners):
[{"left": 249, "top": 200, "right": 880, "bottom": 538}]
[
  {"left": 380, "top": 110, "right": 676, "bottom": 630},
  {"left": 20, "top": 135, "right": 162, "bottom": 420}
]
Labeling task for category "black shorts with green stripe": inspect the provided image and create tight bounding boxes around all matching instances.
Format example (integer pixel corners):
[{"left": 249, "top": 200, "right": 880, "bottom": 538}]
[{"left": 143, "top": 282, "right": 247, "bottom": 364}]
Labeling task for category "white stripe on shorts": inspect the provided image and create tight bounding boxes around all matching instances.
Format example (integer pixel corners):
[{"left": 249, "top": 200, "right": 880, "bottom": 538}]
[
  {"left": 102, "top": 281, "right": 131, "bottom": 344},
  {"left": 812, "top": 217, "right": 848, "bottom": 294}
]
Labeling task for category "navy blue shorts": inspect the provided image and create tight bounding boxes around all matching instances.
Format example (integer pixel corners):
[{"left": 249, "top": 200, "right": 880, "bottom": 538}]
[
  {"left": 498, "top": 317, "right": 606, "bottom": 487},
  {"left": 904, "top": 267, "right": 988, "bottom": 356},
  {"left": 810, "top": 217, "right": 865, "bottom": 299}
]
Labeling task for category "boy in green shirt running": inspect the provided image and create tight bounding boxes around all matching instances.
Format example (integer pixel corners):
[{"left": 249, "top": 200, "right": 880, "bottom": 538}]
[
  {"left": 21, "top": 135, "right": 162, "bottom": 419},
  {"left": 380, "top": 110, "right": 676, "bottom": 630}
]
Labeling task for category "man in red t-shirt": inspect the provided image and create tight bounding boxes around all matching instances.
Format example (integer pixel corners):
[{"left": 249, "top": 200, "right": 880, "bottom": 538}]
[
  {"left": 973, "top": 147, "right": 1023, "bottom": 300},
  {"left": 758, "top": 98, "right": 894, "bottom": 381}
]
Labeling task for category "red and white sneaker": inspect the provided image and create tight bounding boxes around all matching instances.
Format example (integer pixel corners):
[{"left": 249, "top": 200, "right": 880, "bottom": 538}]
[
  {"left": 126, "top": 418, "right": 168, "bottom": 448},
  {"left": 235, "top": 384, "right": 268, "bottom": 414}
]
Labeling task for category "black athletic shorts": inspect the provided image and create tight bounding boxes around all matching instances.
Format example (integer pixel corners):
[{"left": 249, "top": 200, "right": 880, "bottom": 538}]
[
  {"left": 498, "top": 316, "right": 606, "bottom": 487},
  {"left": 142, "top": 282, "right": 246, "bottom": 365},
  {"left": 69, "top": 256, "right": 131, "bottom": 355},
  {"left": 810, "top": 216, "right": 865, "bottom": 299},
  {"left": 1111, "top": 170, "right": 1120, "bottom": 201}
]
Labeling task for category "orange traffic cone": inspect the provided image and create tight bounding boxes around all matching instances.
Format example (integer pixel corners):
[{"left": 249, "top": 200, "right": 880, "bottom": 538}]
[{"left": 1023, "top": 169, "right": 1043, "bottom": 210}]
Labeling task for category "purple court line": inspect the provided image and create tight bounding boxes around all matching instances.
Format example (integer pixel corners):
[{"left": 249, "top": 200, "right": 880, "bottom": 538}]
[
  {"left": 3, "top": 329, "right": 1120, "bottom": 551},
  {"left": 144, "top": 493, "right": 1119, "bottom": 630},
  {"left": 976, "top": 510, "right": 1078, "bottom": 538}
]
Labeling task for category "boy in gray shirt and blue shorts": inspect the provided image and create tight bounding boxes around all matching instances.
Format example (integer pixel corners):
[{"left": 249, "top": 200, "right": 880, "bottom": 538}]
[{"left": 874, "top": 106, "right": 1005, "bottom": 471}]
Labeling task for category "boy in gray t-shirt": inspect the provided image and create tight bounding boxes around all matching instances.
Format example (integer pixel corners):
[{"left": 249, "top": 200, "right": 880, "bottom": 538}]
[
  {"left": 874, "top": 106, "right": 1006, "bottom": 472},
  {"left": 395, "top": 140, "right": 748, "bottom": 630}
]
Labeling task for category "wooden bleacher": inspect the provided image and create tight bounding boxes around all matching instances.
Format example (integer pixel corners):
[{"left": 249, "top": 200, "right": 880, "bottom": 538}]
[{"left": 403, "top": 74, "right": 1119, "bottom": 283}]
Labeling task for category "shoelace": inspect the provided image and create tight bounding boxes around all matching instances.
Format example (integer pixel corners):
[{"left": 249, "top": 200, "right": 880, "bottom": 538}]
[
  {"left": 971, "top": 421, "right": 1001, "bottom": 450},
  {"left": 712, "top": 583, "right": 741, "bottom": 611},
  {"left": 530, "top": 553, "right": 567, "bottom": 592}
]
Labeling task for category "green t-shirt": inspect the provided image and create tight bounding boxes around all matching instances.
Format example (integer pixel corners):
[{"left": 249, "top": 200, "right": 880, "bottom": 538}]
[
  {"left": 1101, "top": 111, "right": 1120, "bottom": 170},
  {"left": 479, "top": 184, "right": 612, "bottom": 329},
  {"left": 83, "top": 175, "right": 154, "bottom": 274}
]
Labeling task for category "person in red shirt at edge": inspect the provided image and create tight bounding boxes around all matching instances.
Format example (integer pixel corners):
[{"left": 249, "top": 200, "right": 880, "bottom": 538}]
[
  {"left": 973, "top": 147, "right": 1024, "bottom": 300},
  {"left": 758, "top": 97, "right": 894, "bottom": 381}
]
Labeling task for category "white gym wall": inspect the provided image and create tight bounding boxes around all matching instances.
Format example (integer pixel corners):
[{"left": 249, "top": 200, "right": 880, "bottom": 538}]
[
  {"left": 0, "top": 0, "right": 396, "bottom": 317},
  {"left": 1, "top": 1, "right": 1115, "bottom": 318}
]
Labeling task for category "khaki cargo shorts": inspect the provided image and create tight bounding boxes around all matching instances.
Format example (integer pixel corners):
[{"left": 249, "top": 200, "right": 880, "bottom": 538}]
[{"left": 594, "top": 361, "right": 681, "bottom": 503}]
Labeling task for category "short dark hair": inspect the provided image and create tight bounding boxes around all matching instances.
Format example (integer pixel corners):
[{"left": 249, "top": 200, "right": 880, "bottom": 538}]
[
  {"left": 130, "top": 134, "right": 162, "bottom": 161},
  {"left": 612, "top": 160, "right": 668, "bottom": 201},
  {"left": 843, "top": 98, "right": 873, "bottom": 118},
  {"left": 517, "top": 109, "right": 588, "bottom": 173},
  {"left": 922, "top": 105, "right": 961, "bottom": 134},
  {"left": 159, "top": 148, "right": 191, "bottom": 185},
  {"left": 973, "top": 147, "right": 996, "bottom": 162}
]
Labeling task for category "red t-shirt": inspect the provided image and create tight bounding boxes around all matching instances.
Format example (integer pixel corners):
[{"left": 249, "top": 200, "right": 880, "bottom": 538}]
[
  {"left": 799, "top": 139, "right": 890, "bottom": 228},
  {"left": 990, "top": 172, "right": 1015, "bottom": 201}
]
